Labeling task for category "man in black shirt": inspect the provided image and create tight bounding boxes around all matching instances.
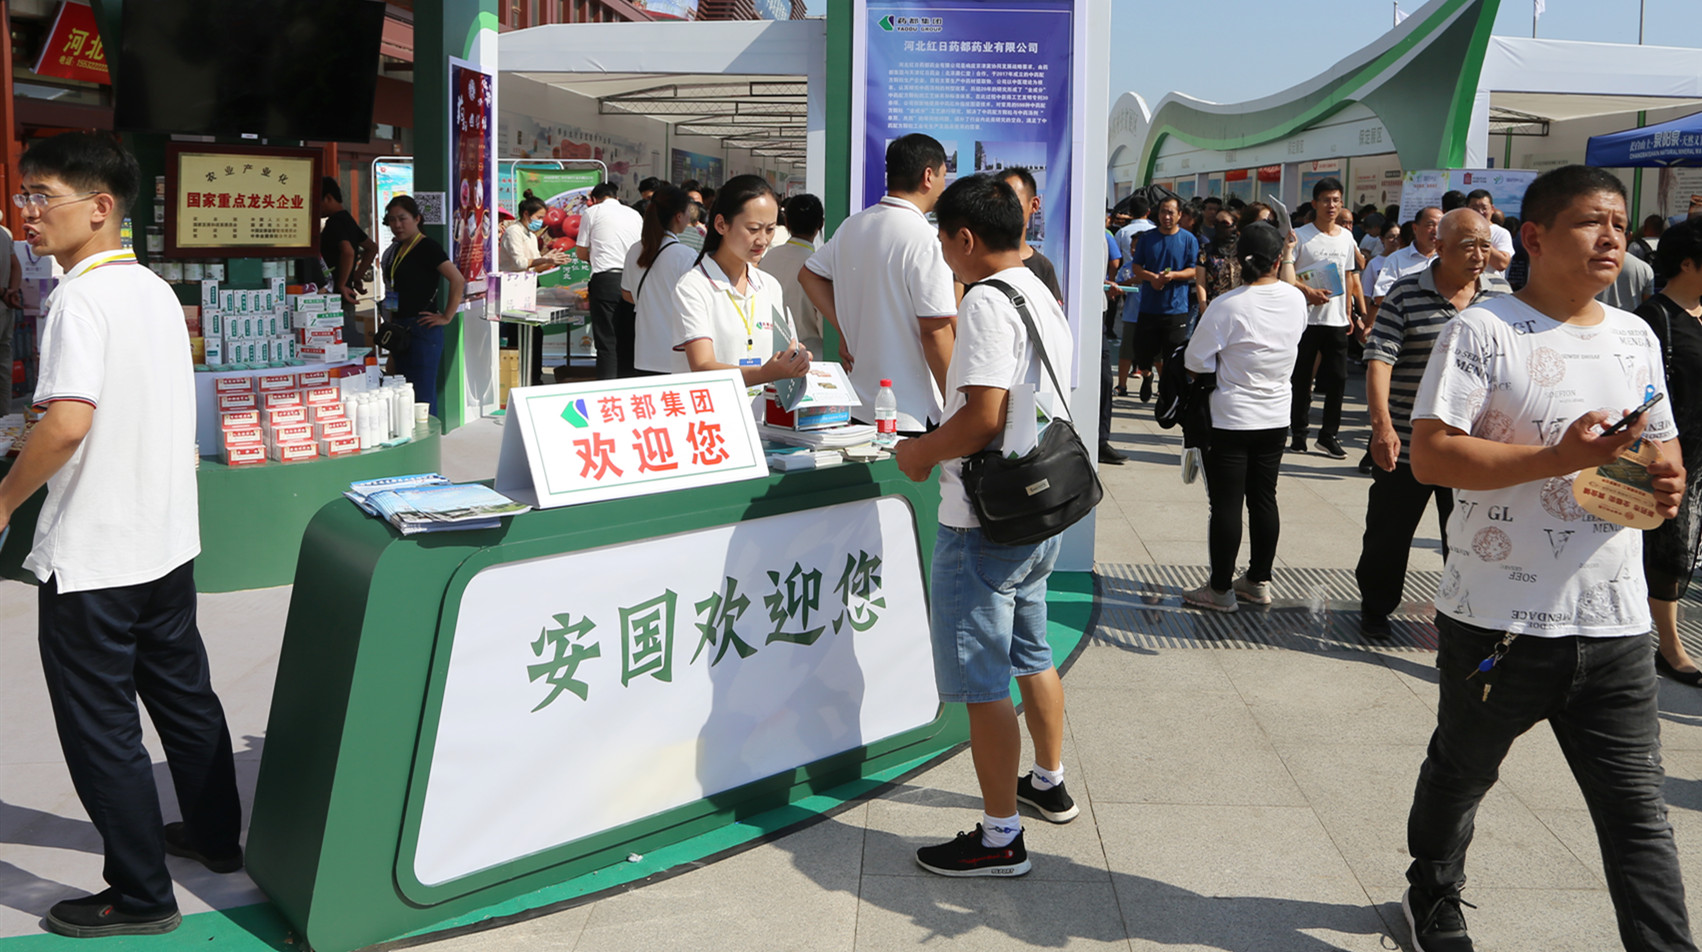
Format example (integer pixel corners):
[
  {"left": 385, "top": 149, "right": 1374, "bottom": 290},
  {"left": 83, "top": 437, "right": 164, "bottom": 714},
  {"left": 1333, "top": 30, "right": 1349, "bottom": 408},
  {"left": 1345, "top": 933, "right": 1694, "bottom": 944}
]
[
  {"left": 997, "top": 167, "right": 1062, "bottom": 301},
  {"left": 318, "top": 176, "right": 377, "bottom": 346}
]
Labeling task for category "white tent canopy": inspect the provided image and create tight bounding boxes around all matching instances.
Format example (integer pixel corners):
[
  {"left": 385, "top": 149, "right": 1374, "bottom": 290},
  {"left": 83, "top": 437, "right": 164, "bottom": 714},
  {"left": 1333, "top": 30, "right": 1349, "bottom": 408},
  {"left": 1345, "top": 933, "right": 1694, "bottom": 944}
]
[{"left": 499, "top": 20, "right": 826, "bottom": 186}]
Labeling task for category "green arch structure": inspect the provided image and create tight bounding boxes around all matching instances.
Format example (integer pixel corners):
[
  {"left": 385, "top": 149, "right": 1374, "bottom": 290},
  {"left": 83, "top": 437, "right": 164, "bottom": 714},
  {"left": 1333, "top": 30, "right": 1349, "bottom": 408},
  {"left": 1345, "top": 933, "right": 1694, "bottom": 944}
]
[{"left": 1137, "top": 0, "right": 1502, "bottom": 185}]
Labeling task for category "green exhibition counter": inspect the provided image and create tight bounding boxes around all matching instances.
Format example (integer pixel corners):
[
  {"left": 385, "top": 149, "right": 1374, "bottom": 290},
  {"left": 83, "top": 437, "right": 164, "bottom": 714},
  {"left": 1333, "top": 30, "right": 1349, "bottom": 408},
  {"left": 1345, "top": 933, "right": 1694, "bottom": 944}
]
[
  {"left": 0, "top": 424, "right": 442, "bottom": 593},
  {"left": 246, "top": 459, "right": 962, "bottom": 952}
]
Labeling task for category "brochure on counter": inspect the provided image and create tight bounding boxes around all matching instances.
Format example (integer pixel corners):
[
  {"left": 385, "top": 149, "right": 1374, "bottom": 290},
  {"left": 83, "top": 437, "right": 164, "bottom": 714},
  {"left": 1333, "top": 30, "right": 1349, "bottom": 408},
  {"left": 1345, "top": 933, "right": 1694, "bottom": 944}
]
[{"left": 346, "top": 473, "right": 530, "bottom": 535}]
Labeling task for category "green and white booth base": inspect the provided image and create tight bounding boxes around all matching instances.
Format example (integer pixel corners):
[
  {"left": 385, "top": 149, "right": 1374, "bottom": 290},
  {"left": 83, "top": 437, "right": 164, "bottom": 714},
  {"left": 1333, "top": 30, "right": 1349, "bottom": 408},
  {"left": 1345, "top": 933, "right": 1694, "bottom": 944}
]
[{"left": 245, "top": 460, "right": 1092, "bottom": 952}]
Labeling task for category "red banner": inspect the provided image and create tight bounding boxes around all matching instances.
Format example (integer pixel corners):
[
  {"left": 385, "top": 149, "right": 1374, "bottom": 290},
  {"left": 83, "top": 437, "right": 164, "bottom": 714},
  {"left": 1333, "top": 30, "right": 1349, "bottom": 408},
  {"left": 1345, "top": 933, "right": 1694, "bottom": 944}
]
[
  {"left": 33, "top": 2, "right": 110, "bottom": 86},
  {"left": 1257, "top": 165, "right": 1282, "bottom": 182}
]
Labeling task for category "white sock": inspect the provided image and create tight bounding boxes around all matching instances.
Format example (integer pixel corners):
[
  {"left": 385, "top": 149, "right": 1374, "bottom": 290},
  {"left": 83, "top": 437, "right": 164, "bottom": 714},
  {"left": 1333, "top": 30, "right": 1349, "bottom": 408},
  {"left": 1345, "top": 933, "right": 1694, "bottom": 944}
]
[
  {"left": 1031, "top": 763, "right": 1064, "bottom": 791},
  {"left": 981, "top": 813, "right": 1021, "bottom": 848}
]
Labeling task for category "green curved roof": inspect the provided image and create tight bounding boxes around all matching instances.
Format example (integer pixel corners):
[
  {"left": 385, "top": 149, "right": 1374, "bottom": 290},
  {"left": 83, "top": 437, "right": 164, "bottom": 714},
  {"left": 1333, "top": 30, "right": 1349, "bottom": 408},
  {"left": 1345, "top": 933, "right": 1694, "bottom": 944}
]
[{"left": 1138, "top": 0, "right": 1502, "bottom": 183}]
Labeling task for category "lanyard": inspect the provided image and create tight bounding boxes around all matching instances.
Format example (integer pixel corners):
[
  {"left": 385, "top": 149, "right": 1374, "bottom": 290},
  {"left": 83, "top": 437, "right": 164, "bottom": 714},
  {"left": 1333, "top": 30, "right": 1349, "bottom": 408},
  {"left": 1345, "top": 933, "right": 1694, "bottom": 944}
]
[
  {"left": 702, "top": 262, "right": 756, "bottom": 348},
  {"left": 75, "top": 249, "right": 138, "bottom": 276},
  {"left": 388, "top": 233, "right": 423, "bottom": 285}
]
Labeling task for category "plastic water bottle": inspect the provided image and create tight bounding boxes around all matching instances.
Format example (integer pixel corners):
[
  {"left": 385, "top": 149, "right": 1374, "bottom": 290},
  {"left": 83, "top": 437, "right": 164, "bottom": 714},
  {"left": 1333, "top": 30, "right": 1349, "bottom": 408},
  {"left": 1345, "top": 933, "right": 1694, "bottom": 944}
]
[{"left": 874, "top": 379, "right": 898, "bottom": 448}]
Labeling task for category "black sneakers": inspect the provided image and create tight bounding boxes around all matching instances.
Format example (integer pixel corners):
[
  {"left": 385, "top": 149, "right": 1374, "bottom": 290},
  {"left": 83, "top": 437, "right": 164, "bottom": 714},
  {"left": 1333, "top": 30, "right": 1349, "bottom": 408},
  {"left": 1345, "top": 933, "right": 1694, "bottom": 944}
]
[
  {"left": 46, "top": 890, "right": 180, "bottom": 938},
  {"left": 1361, "top": 614, "right": 1393, "bottom": 639},
  {"left": 1017, "top": 773, "right": 1081, "bottom": 823},
  {"left": 1316, "top": 435, "right": 1348, "bottom": 459},
  {"left": 1139, "top": 373, "right": 1154, "bottom": 403},
  {"left": 1403, "top": 885, "right": 1476, "bottom": 952},
  {"left": 164, "top": 821, "right": 244, "bottom": 874},
  {"left": 915, "top": 825, "right": 1031, "bottom": 877}
]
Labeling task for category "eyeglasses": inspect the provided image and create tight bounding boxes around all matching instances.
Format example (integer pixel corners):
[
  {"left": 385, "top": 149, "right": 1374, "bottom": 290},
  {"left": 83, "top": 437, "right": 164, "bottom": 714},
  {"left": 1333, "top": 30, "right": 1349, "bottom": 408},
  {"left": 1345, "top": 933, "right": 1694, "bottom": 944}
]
[{"left": 12, "top": 191, "right": 99, "bottom": 210}]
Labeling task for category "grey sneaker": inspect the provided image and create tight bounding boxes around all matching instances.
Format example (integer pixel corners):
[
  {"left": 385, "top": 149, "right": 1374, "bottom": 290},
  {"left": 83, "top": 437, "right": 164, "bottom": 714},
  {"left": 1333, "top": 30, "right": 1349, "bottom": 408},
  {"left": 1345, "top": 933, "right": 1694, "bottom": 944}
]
[
  {"left": 1183, "top": 583, "right": 1238, "bottom": 613},
  {"left": 1233, "top": 574, "right": 1271, "bottom": 605}
]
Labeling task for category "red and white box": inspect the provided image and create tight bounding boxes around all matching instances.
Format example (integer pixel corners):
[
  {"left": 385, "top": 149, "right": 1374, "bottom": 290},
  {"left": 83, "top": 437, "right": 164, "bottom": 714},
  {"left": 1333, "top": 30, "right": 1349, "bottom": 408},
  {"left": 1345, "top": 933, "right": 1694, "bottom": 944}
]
[
  {"left": 300, "top": 343, "right": 349, "bottom": 362},
  {"left": 306, "top": 403, "right": 346, "bottom": 425},
  {"left": 300, "top": 327, "right": 343, "bottom": 346},
  {"left": 224, "top": 444, "right": 266, "bottom": 467},
  {"left": 270, "top": 440, "right": 319, "bottom": 463},
  {"left": 269, "top": 423, "right": 314, "bottom": 446},
  {"left": 257, "top": 372, "right": 297, "bottom": 393},
  {"left": 303, "top": 386, "right": 341, "bottom": 406},
  {"left": 264, "top": 405, "right": 308, "bottom": 428},
  {"left": 213, "top": 375, "right": 253, "bottom": 394},
  {"left": 318, "top": 418, "right": 354, "bottom": 440},
  {"left": 262, "top": 390, "right": 302, "bottom": 410},
  {"left": 220, "top": 409, "right": 260, "bottom": 430},
  {"left": 216, "top": 392, "right": 257, "bottom": 412},
  {"left": 319, "top": 435, "right": 360, "bottom": 457},
  {"left": 222, "top": 426, "right": 263, "bottom": 447},
  {"left": 296, "top": 369, "right": 330, "bottom": 389}
]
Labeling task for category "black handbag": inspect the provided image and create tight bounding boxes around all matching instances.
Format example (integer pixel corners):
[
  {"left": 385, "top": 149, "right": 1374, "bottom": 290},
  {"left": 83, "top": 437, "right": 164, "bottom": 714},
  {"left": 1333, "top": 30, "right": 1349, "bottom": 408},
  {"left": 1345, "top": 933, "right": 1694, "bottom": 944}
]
[
  {"left": 374, "top": 319, "right": 412, "bottom": 353},
  {"left": 958, "top": 279, "right": 1104, "bottom": 546}
]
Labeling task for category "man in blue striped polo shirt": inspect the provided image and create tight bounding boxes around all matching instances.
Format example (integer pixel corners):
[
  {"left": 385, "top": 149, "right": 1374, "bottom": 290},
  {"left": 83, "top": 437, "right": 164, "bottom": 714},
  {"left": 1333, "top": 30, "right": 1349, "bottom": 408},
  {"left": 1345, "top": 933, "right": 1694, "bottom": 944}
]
[{"left": 1355, "top": 209, "right": 1511, "bottom": 637}]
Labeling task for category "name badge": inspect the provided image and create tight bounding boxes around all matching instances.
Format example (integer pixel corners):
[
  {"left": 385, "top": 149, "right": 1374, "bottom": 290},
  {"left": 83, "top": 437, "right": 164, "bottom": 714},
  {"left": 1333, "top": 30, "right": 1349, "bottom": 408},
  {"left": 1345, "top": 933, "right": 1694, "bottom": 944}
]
[
  {"left": 381, "top": 290, "right": 399, "bottom": 315},
  {"left": 738, "top": 357, "right": 762, "bottom": 367}
]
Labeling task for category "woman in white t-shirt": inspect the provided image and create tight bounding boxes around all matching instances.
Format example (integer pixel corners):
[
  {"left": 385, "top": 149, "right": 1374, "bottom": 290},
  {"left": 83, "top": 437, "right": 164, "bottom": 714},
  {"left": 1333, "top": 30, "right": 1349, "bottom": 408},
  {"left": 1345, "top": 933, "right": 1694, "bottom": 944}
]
[
  {"left": 1180, "top": 221, "right": 1308, "bottom": 612},
  {"left": 670, "top": 175, "right": 810, "bottom": 397},
  {"left": 624, "top": 184, "right": 698, "bottom": 374}
]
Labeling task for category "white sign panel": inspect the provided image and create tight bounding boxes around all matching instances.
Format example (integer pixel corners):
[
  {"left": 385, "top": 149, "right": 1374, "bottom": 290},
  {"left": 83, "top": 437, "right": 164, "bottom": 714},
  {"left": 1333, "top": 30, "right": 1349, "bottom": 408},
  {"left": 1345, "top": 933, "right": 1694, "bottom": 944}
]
[
  {"left": 495, "top": 370, "right": 768, "bottom": 509},
  {"left": 1400, "top": 168, "right": 1539, "bottom": 222},
  {"left": 411, "top": 496, "right": 937, "bottom": 887}
]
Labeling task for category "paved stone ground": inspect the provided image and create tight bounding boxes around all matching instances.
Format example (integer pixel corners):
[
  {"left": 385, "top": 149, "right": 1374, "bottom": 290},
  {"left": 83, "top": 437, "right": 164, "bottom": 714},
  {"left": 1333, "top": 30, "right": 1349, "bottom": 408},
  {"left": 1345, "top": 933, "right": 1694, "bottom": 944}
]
[{"left": 5, "top": 373, "right": 1702, "bottom": 950}]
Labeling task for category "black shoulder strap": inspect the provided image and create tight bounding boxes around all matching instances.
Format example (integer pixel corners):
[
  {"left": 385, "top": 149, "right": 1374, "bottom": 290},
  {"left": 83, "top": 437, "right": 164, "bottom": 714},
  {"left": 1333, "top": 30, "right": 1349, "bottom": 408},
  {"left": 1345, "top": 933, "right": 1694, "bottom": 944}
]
[
  {"left": 972, "top": 278, "right": 1069, "bottom": 414},
  {"left": 634, "top": 238, "right": 681, "bottom": 303}
]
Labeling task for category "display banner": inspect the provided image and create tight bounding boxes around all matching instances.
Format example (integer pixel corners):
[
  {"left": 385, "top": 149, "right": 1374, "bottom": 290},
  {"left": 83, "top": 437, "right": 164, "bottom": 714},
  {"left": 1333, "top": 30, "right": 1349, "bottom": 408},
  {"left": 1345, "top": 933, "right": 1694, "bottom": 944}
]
[
  {"left": 852, "top": 0, "right": 1084, "bottom": 376},
  {"left": 32, "top": 1, "right": 109, "bottom": 85},
  {"left": 407, "top": 495, "right": 937, "bottom": 887},
  {"left": 1399, "top": 168, "right": 1537, "bottom": 222},
  {"left": 450, "top": 58, "right": 495, "bottom": 298},
  {"left": 1298, "top": 159, "right": 1343, "bottom": 206},
  {"left": 1658, "top": 168, "right": 1702, "bottom": 223},
  {"left": 495, "top": 370, "right": 767, "bottom": 509},
  {"left": 372, "top": 158, "right": 414, "bottom": 301},
  {"left": 166, "top": 145, "right": 318, "bottom": 256},
  {"left": 671, "top": 149, "right": 725, "bottom": 186},
  {"left": 513, "top": 167, "right": 602, "bottom": 289}
]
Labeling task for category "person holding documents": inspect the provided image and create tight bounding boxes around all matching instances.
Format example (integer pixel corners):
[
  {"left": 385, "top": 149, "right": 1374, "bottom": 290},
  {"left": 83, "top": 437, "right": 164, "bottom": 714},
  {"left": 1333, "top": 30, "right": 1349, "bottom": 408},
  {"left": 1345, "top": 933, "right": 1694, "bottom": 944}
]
[
  {"left": 671, "top": 175, "right": 810, "bottom": 400},
  {"left": 1286, "top": 177, "right": 1365, "bottom": 459}
]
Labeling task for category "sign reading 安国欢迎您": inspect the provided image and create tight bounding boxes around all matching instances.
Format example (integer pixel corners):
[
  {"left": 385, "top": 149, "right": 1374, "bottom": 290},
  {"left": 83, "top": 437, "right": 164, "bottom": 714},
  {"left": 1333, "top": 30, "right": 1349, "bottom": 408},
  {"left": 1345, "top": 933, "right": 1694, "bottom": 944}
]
[
  {"left": 168, "top": 144, "right": 318, "bottom": 256},
  {"left": 495, "top": 370, "right": 768, "bottom": 509},
  {"left": 407, "top": 495, "right": 938, "bottom": 888}
]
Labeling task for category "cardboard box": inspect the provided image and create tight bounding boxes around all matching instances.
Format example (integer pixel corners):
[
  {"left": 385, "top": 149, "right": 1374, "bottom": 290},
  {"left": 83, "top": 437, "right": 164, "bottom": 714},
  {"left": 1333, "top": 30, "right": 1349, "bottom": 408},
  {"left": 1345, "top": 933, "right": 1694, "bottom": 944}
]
[
  {"left": 182, "top": 306, "right": 201, "bottom": 336},
  {"left": 264, "top": 405, "right": 307, "bottom": 427},
  {"left": 220, "top": 290, "right": 236, "bottom": 314},
  {"left": 203, "top": 342, "right": 222, "bottom": 367},
  {"left": 320, "top": 435, "right": 360, "bottom": 457},
  {"left": 288, "top": 294, "right": 326, "bottom": 313},
  {"left": 201, "top": 280, "right": 220, "bottom": 308},
  {"left": 257, "top": 373, "right": 296, "bottom": 393},
  {"left": 216, "top": 392, "right": 257, "bottom": 412},
  {"left": 300, "top": 343, "right": 349, "bottom": 363},
  {"left": 222, "top": 426, "right": 263, "bottom": 448},
  {"left": 318, "top": 417, "right": 355, "bottom": 439},
  {"left": 220, "top": 410, "right": 260, "bottom": 430},
  {"left": 261, "top": 390, "right": 301, "bottom": 410},
  {"left": 270, "top": 440, "right": 318, "bottom": 463},
  {"left": 224, "top": 443, "right": 266, "bottom": 467},
  {"left": 270, "top": 422, "right": 314, "bottom": 444},
  {"left": 303, "top": 386, "right": 341, "bottom": 406},
  {"left": 214, "top": 375, "right": 253, "bottom": 394},
  {"left": 499, "top": 349, "right": 520, "bottom": 408},
  {"left": 204, "top": 311, "right": 224, "bottom": 339},
  {"left": 296, "top": 369, "right": 330, "bottom": 389}
]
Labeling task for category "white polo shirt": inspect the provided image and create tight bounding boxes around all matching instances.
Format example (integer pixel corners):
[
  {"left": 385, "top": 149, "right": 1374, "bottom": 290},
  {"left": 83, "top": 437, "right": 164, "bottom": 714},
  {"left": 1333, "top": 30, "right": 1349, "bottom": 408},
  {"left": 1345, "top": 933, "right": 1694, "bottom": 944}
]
[
  {"left": 672, "top": 257, "right": 792, "bottom": 409},
  {"left": 580, "top": 200, "right": 643, "bottom": 275},
  {"left": 1373, "top": 245, "right": 1435, "bottom": 299},
  {"left": 28, "top": 249, "right": 199, "bottom": 593},
  {"left": 804, "top": 196, "right": 957, "bottom": 430},
  {"left": 624, "top": 236, "right": 696, "bottom": 374}
]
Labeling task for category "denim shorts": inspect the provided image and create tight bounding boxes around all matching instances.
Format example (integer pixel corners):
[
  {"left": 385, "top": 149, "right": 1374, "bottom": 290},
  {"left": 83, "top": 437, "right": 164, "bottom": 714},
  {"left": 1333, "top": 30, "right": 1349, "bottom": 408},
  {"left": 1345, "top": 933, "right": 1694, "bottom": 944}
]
[{"left": 929, "top": 525, "right": 1061, "bottom": 703}]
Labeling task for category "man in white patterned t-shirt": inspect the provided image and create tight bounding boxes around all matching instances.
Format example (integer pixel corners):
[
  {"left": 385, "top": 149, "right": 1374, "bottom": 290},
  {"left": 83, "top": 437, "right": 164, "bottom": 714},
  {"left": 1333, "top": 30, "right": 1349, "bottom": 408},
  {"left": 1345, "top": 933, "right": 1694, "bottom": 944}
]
[{"left": 1399, "top": 166, "right": 1695, "bottom": 952}]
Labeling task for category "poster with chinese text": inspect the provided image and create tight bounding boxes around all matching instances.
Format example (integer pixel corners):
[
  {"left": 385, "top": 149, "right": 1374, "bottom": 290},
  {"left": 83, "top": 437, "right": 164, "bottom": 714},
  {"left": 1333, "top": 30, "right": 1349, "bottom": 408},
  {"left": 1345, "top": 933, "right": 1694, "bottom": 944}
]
[
  {"left": 168, "top": 146, "right": 317, "bottom": 256},
  {"left": 513, "top": 167, "right": 602, "bottom": 290},
  {"left": 450, "top": 58, "right": 495, "bottom": 299}
]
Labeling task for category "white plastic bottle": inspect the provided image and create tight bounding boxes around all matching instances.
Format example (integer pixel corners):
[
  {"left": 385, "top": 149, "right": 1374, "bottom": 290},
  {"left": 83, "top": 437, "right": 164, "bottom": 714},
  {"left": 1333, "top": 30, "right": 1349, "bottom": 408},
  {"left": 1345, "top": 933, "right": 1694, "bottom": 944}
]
[{"left": 873, "top": 379, "right": 898, "bottom": 448}]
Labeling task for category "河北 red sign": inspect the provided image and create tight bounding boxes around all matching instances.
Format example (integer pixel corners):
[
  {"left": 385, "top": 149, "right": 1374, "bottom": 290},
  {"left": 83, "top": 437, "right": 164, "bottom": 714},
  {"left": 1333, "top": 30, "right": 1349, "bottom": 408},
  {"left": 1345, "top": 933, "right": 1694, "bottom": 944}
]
[{"left": 33, "top": 2, "right": 110, "bottom": 86}]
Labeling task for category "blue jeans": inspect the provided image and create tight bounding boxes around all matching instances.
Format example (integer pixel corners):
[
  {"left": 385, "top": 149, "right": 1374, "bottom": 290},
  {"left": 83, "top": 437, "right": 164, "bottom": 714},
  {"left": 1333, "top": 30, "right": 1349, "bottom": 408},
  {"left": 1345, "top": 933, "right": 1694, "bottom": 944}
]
[
  {"left": 1408, "top": 614, "right": 1696, "bottom": 950},
  {"left": 929, "top": 526, "right": 1060, "bottom": 703},
  {"left": 399, "top": 319, "right": 446, "bottom": 417}
]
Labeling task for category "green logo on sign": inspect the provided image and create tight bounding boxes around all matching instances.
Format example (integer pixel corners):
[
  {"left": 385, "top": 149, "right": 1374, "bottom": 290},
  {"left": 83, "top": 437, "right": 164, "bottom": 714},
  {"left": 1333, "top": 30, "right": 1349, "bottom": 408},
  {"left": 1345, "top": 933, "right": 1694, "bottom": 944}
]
[
  {"left": 878, "top": 14, "right": 894, "bottom": 30},
  {"left": 561, "top": 398, "right": 590, "bottom": 428}
]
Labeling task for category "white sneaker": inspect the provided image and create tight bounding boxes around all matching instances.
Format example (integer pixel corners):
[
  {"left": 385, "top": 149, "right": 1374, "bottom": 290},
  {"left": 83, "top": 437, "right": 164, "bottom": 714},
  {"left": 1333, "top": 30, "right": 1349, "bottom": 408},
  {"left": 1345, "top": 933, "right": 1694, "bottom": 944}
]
[
  {"left": 1233, "top": 574, "right": 1272, "bottom": 605},
  {"left": 1183, "top": 583, "right": 1238, "bottom": 613}
]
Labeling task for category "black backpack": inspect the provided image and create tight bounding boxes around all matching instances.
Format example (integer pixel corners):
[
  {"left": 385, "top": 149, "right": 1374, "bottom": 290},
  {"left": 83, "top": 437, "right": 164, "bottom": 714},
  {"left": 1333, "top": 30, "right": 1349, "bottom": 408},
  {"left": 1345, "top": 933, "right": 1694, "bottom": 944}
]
[{"left": 1153, "top": 342, "right": 1215, "bottom": 449}]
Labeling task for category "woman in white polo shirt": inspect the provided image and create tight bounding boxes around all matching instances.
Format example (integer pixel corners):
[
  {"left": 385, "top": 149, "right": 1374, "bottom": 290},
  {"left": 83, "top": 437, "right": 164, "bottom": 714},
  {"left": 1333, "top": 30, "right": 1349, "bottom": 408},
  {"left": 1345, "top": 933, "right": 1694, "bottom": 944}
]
[
  {"left": 670, "top": 175, "right": 810, "bottom": 395},
  {"left": 624, "top": 184, "right": 697, "bottom": 375}
]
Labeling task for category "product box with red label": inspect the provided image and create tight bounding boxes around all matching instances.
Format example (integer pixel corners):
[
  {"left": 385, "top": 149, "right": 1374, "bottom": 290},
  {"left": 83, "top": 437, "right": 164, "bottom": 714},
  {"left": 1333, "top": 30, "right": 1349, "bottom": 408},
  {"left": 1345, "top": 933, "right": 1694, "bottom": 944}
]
[
  {"left": 320, "top": 435, "right": 361, "bottom": 457},
  {"left": 262, "top": 390, "right": 302, "bottom": 410},
  {"left": 216, "top": 392, "right": 257, "bottom": 412},
  {"left": 307, "top": 403, "right": 346, "bottom": 425},
  {"left": 257, "top": 373, "right": 296, "bottom": 393},
  {"left": 302, "top": 386, "right": 341, "bottom": 406},
  {"left": 300, "top": 343, "right": 349, "bottom": 363},
  {"left": 222, "top": 426, "right": 263, "bottom": 448},
  {"left": 264, "top": 405, "right": 308, "bottom": 428},
  {"left": 270, "top": 423, "right": 314, "bottom": 445},
  {"left": 214, "top": 375, "right": 253, "bottom": 394},
  {"left": 318, "top": 418, "right": 354, "bottom": 440},
  {"left": 270, "top": 440, "right": 319, "bottom": 463},
  {"left": 296, "top": 369, "right": 330, "bottom": 389},
  {"left": 220, "top": 410, "right": 260, "bottom": 430},
  {"left": 301, "top": 326, "right": 343, "bottom": 347},
  {"left": 224, "top": 444, "right": 266, "bottom": 467}
]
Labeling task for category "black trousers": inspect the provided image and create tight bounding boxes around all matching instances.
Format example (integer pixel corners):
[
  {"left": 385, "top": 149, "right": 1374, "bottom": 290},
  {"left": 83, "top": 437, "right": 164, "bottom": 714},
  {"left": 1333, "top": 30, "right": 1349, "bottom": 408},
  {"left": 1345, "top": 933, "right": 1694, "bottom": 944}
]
[
  {"left": 1203, "top": 427, "right": 1286, "bottom": 591},
  {"left": 1409, "top": 617, "right": 1696, "bottom": 951},
  {"left": 1355, "top": 461, "right": 1453, "bottom": 618},
  {"left": 1098, "top": 331, "right": 1115, "bottom": 447},
  {"left": 1290, "top": 324, "right": 1349, "bottom": 441},
  {"left": 588, "top": 270, "right": 636, "bottom": 379},
  {"left": 38, "top": 560, "right": 241, "bottom": 913}
]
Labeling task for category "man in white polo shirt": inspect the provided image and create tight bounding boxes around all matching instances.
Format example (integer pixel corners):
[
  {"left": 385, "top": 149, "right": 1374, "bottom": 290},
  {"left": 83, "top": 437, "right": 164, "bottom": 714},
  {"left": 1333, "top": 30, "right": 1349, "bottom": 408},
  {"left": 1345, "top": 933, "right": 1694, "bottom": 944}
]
[
  {"left": 1465, "top": 188, "right": 1515, "bottom": 275},
  {"left": 0, "top": 132, "right": 242, "bottom": 938},
  {"left": 576, "top": 182, "right": 645, "bottom": 378},
  {"left": 798, "top": 134, "right": 958, "bottom": 434}
]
